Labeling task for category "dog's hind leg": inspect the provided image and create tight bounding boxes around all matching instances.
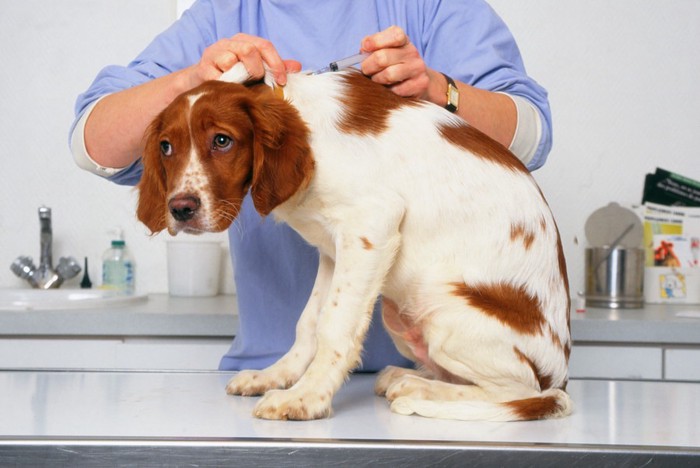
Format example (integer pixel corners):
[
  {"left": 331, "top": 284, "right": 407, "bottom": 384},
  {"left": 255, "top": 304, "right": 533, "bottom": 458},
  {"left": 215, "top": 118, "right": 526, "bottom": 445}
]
[
  {"left": 389, "top": 385, "right": 571, "bottom": 421},
  {"left": 383, "top": 308, "right": 572, "bottom": 421},
  {"left": 226, "top": 254, "right": 334, "bottom": 396},
  {"left": 383, "top": 373, "right": 487, "bottom": 402},
  {"left": 374, "top": 365, "right": 434, "bottom": 396}
]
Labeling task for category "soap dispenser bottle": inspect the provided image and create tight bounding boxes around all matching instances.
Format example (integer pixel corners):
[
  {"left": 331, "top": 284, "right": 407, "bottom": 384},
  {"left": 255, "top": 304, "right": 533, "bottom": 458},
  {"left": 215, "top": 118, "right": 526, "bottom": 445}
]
[{"left": 102, "top": 229, "right": 135, "bottom": 295}]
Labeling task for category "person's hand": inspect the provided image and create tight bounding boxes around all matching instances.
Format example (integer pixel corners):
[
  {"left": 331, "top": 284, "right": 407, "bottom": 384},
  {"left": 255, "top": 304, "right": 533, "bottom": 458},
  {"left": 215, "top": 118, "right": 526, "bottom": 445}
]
[
  {"left": 189, "top": 33, "right": 301, "bottom": 87},
  {"left": 360, "top": 25, "right": 441, "bottom": 102}
]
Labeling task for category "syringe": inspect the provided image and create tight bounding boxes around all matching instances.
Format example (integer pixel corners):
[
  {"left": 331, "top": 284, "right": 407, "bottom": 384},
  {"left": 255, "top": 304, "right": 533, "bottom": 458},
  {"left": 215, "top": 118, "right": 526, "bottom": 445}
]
[{"left": 311, "top": 52, "right": 370, "bottom": 75}]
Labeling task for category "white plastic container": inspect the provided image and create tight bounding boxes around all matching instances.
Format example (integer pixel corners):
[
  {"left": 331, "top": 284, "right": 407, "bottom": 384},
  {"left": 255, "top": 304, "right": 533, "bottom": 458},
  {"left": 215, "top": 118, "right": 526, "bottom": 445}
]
[
  {"left": 167, "top": 240, "right": 221, "bottom": 297},
  {"left": 102, "top": 239, "right": 135, "bottom": 295}
]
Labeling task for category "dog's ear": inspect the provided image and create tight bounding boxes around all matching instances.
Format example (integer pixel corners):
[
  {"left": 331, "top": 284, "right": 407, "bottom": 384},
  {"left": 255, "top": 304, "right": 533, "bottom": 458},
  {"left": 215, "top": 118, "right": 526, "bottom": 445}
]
[
  {"left": 246, "top": 90, "right": 314, "bottom": 216},
  {"left": 136, "top": 118, "right": 169, "bottom": 234}
]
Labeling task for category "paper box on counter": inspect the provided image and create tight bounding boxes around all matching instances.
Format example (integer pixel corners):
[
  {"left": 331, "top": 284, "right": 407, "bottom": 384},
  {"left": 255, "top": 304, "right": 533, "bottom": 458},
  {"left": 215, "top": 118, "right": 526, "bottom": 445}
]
[
  {"left": 643, "top": 203, "right": 700, "bottom": 304},
  {"left": 644, "top": 267, "right": 700, "bottom": 304}
]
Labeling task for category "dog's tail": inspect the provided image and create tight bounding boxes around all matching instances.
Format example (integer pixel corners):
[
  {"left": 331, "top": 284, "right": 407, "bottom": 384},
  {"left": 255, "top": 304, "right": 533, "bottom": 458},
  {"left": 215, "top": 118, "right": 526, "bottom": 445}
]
[{"left": 389, "top": 388, "right": 572, "bottom": 421}]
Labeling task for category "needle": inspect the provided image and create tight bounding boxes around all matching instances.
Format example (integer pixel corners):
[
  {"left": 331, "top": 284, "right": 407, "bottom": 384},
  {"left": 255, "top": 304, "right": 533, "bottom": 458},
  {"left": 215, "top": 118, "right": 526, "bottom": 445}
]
[{"left": 310, "top": 52, "right": 370, "bottom": 75}]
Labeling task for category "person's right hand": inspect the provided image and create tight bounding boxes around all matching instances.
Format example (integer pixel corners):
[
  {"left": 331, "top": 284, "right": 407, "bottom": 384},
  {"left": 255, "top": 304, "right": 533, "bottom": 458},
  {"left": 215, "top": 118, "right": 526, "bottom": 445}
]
[{"left": 188, "top": 33, "right": 301, "bottom": 87}]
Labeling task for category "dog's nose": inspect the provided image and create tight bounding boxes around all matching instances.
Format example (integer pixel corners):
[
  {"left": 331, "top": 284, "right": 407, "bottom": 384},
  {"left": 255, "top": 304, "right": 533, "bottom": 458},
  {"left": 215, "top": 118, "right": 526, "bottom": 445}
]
[{"left": 168, "top": 195, "right": 201, "bottom": 222}]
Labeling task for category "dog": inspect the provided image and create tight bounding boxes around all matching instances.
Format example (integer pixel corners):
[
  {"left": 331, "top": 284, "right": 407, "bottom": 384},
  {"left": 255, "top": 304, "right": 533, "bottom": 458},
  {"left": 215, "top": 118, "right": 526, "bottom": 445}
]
[{"left": 137, "top": 63, "right": 572, "bottom": 421}]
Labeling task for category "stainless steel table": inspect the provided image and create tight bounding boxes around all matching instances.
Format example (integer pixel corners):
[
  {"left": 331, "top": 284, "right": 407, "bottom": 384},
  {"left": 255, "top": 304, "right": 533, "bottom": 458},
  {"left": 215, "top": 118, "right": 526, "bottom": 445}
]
[{"left": 1, "top": 371, "right": 698, "bottom": 466}]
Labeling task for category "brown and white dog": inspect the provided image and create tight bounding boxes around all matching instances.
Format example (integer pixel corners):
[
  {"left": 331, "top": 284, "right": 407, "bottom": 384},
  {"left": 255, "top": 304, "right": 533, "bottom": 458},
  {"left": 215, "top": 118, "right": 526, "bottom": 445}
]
[{"left": 137, "top": 63, "right": 572, "bottom": 421}]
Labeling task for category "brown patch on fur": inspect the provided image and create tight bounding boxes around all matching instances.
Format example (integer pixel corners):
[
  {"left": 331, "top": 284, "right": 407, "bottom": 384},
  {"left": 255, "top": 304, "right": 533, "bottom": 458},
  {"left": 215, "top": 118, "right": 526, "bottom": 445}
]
[
  {"left": 451, "top": 282, "right": 545, "bottom": 335},
  {"left": 510, "top": 223, "right": 536, "bottom": 250},
  {"left": 513, "top": 346, "right": 553, "bottom": 391},
  {"left": 538, "top": 375, "right": 554, "bottom": 394},
  {"left": 242, "top": 86, "right": 315, "bottom": 216},
  {"left": 505, "top": 395, "right": 562, "bottom": 420},
  {"left": 548, "top": 324, "right": 571, "bottom": 365},
  {"left": 438, "top": 122, "right": 527, "bottom": 173},
  {"left": 360, "top": 236, "right": 374, "bottom": 250},
  {"left": 337, "top": 71, "right": 419, "bottom": 136}
]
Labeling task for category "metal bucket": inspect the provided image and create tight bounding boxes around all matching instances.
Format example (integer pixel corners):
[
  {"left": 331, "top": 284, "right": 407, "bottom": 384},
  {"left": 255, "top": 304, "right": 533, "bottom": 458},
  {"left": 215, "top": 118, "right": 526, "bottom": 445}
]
[{"left": 585, "top": 247, "right": 644, "bottom": 309}]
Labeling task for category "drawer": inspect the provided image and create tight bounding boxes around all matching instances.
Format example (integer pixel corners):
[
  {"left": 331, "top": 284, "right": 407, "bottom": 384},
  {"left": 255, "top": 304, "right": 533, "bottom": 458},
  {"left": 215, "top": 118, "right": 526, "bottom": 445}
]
[
  {"left": 569, "top": 345, "right": 662, "bottom": 380},
  {"left": 0, "top": 337, "right": 230, "bottom": 371}
]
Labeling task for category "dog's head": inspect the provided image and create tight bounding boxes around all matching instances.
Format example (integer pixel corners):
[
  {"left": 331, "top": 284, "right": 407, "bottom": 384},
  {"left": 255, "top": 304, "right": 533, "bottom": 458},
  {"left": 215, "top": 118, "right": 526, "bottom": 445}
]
[{"left": 136, "top": 80, "right": 313, "bottom": 235}]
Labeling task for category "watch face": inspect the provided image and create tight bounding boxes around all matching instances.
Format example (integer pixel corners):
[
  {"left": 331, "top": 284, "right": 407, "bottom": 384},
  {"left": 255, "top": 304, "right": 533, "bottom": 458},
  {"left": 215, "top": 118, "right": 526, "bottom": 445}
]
[{"left": 448, "top": 84, "right": 459, "bottom": 107}]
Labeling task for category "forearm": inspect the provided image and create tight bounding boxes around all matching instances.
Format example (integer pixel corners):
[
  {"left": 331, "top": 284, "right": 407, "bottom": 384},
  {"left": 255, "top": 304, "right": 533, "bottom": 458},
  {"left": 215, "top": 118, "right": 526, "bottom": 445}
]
[
  {"left": 425, "top": 68, "right": 515, "bottom": 149},
  {"left": 80, "top": 33, "right": 295, "bottom": 171},
  {"left": 83, "top": 66, "right": 199, "bottom": 168},
  {"left": 424, "top": 68, "right": 544, "bottom": 168}
]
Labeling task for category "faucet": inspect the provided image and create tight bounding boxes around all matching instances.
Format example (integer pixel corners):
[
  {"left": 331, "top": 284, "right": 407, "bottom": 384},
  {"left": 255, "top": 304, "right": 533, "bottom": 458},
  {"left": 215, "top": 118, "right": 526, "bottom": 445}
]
[{"left": 10, "top": 206, "right": 81, "bottom": 289}]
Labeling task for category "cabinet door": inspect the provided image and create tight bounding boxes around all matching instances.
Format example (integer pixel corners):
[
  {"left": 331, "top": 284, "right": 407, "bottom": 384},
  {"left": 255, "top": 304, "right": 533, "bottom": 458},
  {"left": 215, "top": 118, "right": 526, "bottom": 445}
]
[
  {"left": 665, "top": 349, "right": 700, "bottom": 381},
  {"left": 569, "top": 345, "right": 662, "bottom": 380}
]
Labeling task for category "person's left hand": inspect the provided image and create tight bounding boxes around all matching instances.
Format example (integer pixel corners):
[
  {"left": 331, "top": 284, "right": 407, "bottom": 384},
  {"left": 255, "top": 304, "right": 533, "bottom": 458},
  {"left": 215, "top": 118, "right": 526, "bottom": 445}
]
[{"left": 360, "top": 25, "right": 440, "bottom": 102}]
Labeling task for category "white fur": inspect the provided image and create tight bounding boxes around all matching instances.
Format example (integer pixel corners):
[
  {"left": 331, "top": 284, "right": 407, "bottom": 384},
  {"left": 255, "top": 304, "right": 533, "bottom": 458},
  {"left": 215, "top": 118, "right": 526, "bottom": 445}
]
[
  {"left": 218, "top": 62, "right": 251, "bottom": 84},
  {"left": 167, "top": 92, "right": 214, "bottom": 234},
  {"left": 188, "top": 67, "right": 570, "bottom": 421}
]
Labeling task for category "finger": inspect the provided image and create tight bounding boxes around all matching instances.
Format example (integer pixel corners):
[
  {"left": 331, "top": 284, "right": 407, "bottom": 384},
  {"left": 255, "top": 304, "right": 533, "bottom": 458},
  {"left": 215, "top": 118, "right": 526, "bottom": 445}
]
[
  {"left": 283, "top": 60, "right": 303, "bottom": 74},
  {"left": 215, "top": 34, "right": 285, "bottom": 85},
  {"left": 361, "top": 25, "right": 409, "bottom": 53},
  {"left": 252, "top": 40, "right": 288, "bottom": 85},
  {"left": 212, "top": 49, "right": 240, "bottom": 73},
  {"left": 231, "top": 40, "right": 266, "bottom": 80},
  {"left": 369, "top": 66, "right": 408, "bottom": 87},
  {"left": 232, "top": 33, "right": 287, "bottom": 85},
  {"left": 361, "top": 41, "right": 422, "bottom": 76},
  {"left": 365, "top": 49, "right": 424, "bottom": 86},
  {"left": 198, "top": 39, "right": 239, "bottom": 80},
  {"left": 361, "top": 47, "right": 400, "bottom": 77},
  {"left": 386, "top": 74, "right": 430, "bottom": 99}
]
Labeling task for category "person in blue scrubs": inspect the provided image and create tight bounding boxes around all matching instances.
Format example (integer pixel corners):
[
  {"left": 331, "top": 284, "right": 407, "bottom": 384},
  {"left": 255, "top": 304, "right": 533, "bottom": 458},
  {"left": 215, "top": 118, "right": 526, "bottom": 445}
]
[{"left": 70, "top": 1, "right": 553, "bottom": 372}]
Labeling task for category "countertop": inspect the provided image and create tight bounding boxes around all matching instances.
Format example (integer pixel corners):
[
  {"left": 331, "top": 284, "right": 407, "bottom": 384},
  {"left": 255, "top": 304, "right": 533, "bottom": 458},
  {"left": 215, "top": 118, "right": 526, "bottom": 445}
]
[
  {"left": 571, "top": 302, "right": 700, "bottom": 344},
  {"left": 1, "top": 371, "right": 698, "bottom": 466},
  {"left": 2, "top": 293, "right": 700, "bottom": 345},
  {"left": 0, "top": 294, "right": 238, "bottom": 337}
]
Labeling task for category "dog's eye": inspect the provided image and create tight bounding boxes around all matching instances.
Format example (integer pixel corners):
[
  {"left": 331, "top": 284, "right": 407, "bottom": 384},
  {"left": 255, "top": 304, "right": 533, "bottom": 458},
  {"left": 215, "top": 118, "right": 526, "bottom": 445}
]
[
  {"left": 160, "top": 141, "right": 172, "bottom": 157},
  {"left": 212, "top": 134, "right": 233, "bottom": 152}
]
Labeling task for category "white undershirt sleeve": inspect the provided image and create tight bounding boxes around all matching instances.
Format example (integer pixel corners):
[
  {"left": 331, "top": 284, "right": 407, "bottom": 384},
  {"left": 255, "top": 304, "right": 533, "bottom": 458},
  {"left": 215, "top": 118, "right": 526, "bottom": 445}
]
[
  {"left": 500, "top": 93, "right": 543, "bottom": 168},
  {"left": 70, "top": 95, "right": 130, "bottom": 178}
]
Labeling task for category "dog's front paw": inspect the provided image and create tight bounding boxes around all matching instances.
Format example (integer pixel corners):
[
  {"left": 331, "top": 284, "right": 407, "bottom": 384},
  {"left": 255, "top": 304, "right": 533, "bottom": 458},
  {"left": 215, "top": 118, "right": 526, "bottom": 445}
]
[
  {"left": 253, "top": 388, "right": 333, "bottom": 420},
  {"left": 226, "top": 370, "right": 291, "bottom": 396}
]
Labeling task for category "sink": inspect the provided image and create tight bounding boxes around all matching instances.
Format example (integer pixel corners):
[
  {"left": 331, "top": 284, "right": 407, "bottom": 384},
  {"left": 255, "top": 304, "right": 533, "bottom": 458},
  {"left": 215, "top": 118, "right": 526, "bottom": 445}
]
[{"left": 0, "top": 289, "right": 147, "bottom": 311}]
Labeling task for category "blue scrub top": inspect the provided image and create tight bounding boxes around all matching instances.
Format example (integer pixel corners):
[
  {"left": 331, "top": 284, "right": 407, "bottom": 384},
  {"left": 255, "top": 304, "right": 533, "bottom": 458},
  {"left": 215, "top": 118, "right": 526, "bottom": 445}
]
[{"left": 71, "top": 0, "right": 552, "bottom": 371}]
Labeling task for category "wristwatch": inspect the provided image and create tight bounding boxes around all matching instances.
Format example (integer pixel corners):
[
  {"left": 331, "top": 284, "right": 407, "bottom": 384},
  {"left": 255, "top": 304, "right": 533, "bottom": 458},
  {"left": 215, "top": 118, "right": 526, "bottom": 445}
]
[{"left": 441, "top": 73, "right": 459, "bottom": 113}]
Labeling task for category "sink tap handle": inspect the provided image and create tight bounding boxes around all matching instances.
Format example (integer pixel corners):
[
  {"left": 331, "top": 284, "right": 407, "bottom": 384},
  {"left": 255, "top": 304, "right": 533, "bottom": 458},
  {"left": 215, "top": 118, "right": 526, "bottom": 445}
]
[
  {"left": 56, "top": 256, "right": 82, "bottom": 280},
  {"left": 10, "top": 256, "right": 39, "bottom": 288}
]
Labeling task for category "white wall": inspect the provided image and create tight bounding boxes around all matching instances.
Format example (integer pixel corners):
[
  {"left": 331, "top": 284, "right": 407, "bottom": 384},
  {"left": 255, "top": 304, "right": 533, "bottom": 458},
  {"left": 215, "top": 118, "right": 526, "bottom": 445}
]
[
  {"left": 1, "top": 1, "right": 698, "bottom": 296},
  {"left": 490, "top": 0, "right": 700, "bottom": 296},
  {"left": 0, "top": 0, "right": 232, "bottom": 293}
]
